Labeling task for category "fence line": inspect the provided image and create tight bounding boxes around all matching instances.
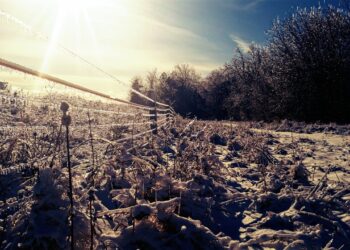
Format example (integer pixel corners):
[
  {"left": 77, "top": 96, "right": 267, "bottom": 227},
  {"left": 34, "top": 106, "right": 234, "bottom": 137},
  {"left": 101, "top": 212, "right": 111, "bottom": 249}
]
[
  {"left": 0, "top": 94, "right": 172, "bottom": 120},
  {"left": 0, "top": 120, "right": 167, "bottom": 133},
  {"left": 0, "top": 57, "right": 164, "bottom": 111},
  {"left": 115, "top": 121, "right": 169, "bottom": 143}
]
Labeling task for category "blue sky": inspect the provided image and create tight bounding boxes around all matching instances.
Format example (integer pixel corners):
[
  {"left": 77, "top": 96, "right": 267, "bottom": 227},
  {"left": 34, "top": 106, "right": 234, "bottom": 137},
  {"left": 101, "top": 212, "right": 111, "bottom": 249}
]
[
  {"left": 0, "top": 0, "right": 344, "bottom": 97},
  {"left": 145, "top": 0, "right": 343, "bottom": 63}
]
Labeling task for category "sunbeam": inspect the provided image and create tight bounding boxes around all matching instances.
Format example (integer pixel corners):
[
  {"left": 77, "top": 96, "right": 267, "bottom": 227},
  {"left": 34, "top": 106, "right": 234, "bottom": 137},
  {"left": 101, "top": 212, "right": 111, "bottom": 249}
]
[{"left": 40, "top": 5, "right": 65, "bottom": 72}]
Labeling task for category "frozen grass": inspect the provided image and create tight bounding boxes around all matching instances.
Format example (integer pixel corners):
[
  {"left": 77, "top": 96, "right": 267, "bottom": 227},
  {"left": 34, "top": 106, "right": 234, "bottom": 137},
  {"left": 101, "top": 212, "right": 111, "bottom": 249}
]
[{"left": 0, "top": 90, "right": 350, "bottom": 249}]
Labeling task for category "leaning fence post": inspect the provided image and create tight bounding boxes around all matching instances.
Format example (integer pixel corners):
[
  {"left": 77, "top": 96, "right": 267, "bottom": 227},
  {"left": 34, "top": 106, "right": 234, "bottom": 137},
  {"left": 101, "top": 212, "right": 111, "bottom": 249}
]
[
  {"left": 131, "top": 114, "right": 136, "bottom": 148},
  {"left": 60, "top": 102, "right": 74, "bottom": 250},
  {"left": 150, "top": 101, "right": 157, "bottom": 135},
  {"left": 87, "top": 112, "right": 96, "bottom": 187}
]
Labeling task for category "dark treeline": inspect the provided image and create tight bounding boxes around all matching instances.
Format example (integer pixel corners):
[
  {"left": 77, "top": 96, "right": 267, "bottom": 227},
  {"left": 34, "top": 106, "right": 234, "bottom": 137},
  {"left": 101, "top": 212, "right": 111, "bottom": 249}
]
[{"left": 130, "top": 4, "right": 350, "bottom": 123}]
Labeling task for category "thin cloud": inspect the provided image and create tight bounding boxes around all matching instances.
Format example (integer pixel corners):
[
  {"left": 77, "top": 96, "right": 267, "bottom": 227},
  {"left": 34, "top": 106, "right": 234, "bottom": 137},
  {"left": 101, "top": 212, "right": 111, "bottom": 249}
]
[
  {"left": 243, "top": 0, "right": 265, "bottom": 10},
  {"left": 219, "top": 0, "right": 265, "bottom": 11},
  {"left": 229, "top": 34, "right": 251, "bottom": 53}
]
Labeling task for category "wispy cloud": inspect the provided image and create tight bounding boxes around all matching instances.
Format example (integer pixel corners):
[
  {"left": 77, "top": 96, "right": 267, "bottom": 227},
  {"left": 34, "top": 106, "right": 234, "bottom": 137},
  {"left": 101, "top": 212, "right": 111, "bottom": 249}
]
[
  {"left": 242, "top": 0, "right": 265, "bottom": 10},
  {"left": 229, "top": 34, "right": 251, "bottom": 53},
  {"left": 219, "top": 0, "right": 265, "bottom": 11}
]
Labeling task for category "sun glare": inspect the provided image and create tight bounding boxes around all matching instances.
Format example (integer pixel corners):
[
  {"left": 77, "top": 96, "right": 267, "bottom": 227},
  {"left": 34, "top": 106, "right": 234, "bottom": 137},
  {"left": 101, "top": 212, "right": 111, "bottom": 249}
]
[
  {"left": 61, "top": 0, "right": 84, "bottom": 12},
  {"left": 39, "top": 0, "right": 131, "bottom": 72},
  {"left": 40, "top": 0, "right": 95, "bottom": 72}
]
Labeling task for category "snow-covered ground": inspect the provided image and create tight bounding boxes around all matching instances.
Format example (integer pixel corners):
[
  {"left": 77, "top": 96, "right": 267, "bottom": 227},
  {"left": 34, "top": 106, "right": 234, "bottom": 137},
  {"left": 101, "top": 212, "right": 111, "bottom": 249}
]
[{"left": 1, "top": 91, "right": 350, "bottom": 249}]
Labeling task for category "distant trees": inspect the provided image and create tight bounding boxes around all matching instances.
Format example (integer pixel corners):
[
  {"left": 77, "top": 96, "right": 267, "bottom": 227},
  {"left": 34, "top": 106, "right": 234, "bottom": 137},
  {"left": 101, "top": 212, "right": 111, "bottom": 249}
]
[
  {"left": 201, "top": 69, "right": 232, "bottom": 119},
  {"left": 129, "top": 4, "right": 350, "bottom": 123},
  {"left": 165, "top": 64, "right": 205, "bottom": 118},
  {"left": 225, "top": 46, "right": 273, "bottom": 121},
  {"left": 129, "top": 76, "right": 147, "bottom": 106},
  {"left": 129, "top": 65, "right": 206, "bottom": 118},
  {"left": 145, "top": 69, "right": 158, "bottom": 103}
]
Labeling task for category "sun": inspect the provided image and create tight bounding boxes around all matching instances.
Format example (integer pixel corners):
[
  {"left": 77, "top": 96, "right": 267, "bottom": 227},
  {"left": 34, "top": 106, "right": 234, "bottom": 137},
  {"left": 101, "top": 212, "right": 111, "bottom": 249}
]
[
  {"left": 40, "top": 0, "right": 94, "bottom": 72},
  {"left": 40, "top": 0, "right": 132, "bottom": 72},
  {"left": 60, "top": 0, "right": 88, "bottom": 13}
]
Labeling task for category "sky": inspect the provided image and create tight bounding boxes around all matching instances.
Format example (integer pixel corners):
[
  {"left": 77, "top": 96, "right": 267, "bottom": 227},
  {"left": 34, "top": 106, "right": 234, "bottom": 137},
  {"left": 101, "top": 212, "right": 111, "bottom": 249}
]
[{"left": 0, "top": 0, "right": 343, "bottom": 99}]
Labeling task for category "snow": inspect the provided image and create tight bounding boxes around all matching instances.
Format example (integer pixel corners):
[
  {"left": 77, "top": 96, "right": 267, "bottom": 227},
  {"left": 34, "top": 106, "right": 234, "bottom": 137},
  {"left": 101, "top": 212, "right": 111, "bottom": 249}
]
[{"left": 1, "top": 92, "right": 350, "bottom": 249}]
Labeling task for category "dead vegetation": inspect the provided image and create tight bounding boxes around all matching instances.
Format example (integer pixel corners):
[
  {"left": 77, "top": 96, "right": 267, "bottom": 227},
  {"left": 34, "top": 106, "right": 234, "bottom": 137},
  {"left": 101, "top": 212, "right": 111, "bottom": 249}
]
[{"left": 0, "top": 91, "right": 349, "bottom": 250}]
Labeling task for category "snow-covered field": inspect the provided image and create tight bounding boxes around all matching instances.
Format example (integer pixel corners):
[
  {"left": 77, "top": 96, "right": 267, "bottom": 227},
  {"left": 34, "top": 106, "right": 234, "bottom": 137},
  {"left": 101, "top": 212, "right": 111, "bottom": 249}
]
[{"left": 0, "top": 91, "right": 350, "bottom": 249}]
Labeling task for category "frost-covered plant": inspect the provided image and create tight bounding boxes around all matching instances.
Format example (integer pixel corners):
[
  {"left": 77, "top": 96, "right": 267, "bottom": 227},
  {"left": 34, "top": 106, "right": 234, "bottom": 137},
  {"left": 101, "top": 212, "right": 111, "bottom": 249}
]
[{"left": 3, "top": 168, "right": 68, "bottom": 249}]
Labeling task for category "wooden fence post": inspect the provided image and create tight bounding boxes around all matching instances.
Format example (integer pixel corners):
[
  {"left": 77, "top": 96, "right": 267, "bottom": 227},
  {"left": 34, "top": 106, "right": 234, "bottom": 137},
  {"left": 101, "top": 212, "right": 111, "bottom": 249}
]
[
  {"left": 60, "top": 102, "right": 74, "bottom": 250},
  {"left": 150, "top": 101, "right": 157, "bottom": 135}
]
